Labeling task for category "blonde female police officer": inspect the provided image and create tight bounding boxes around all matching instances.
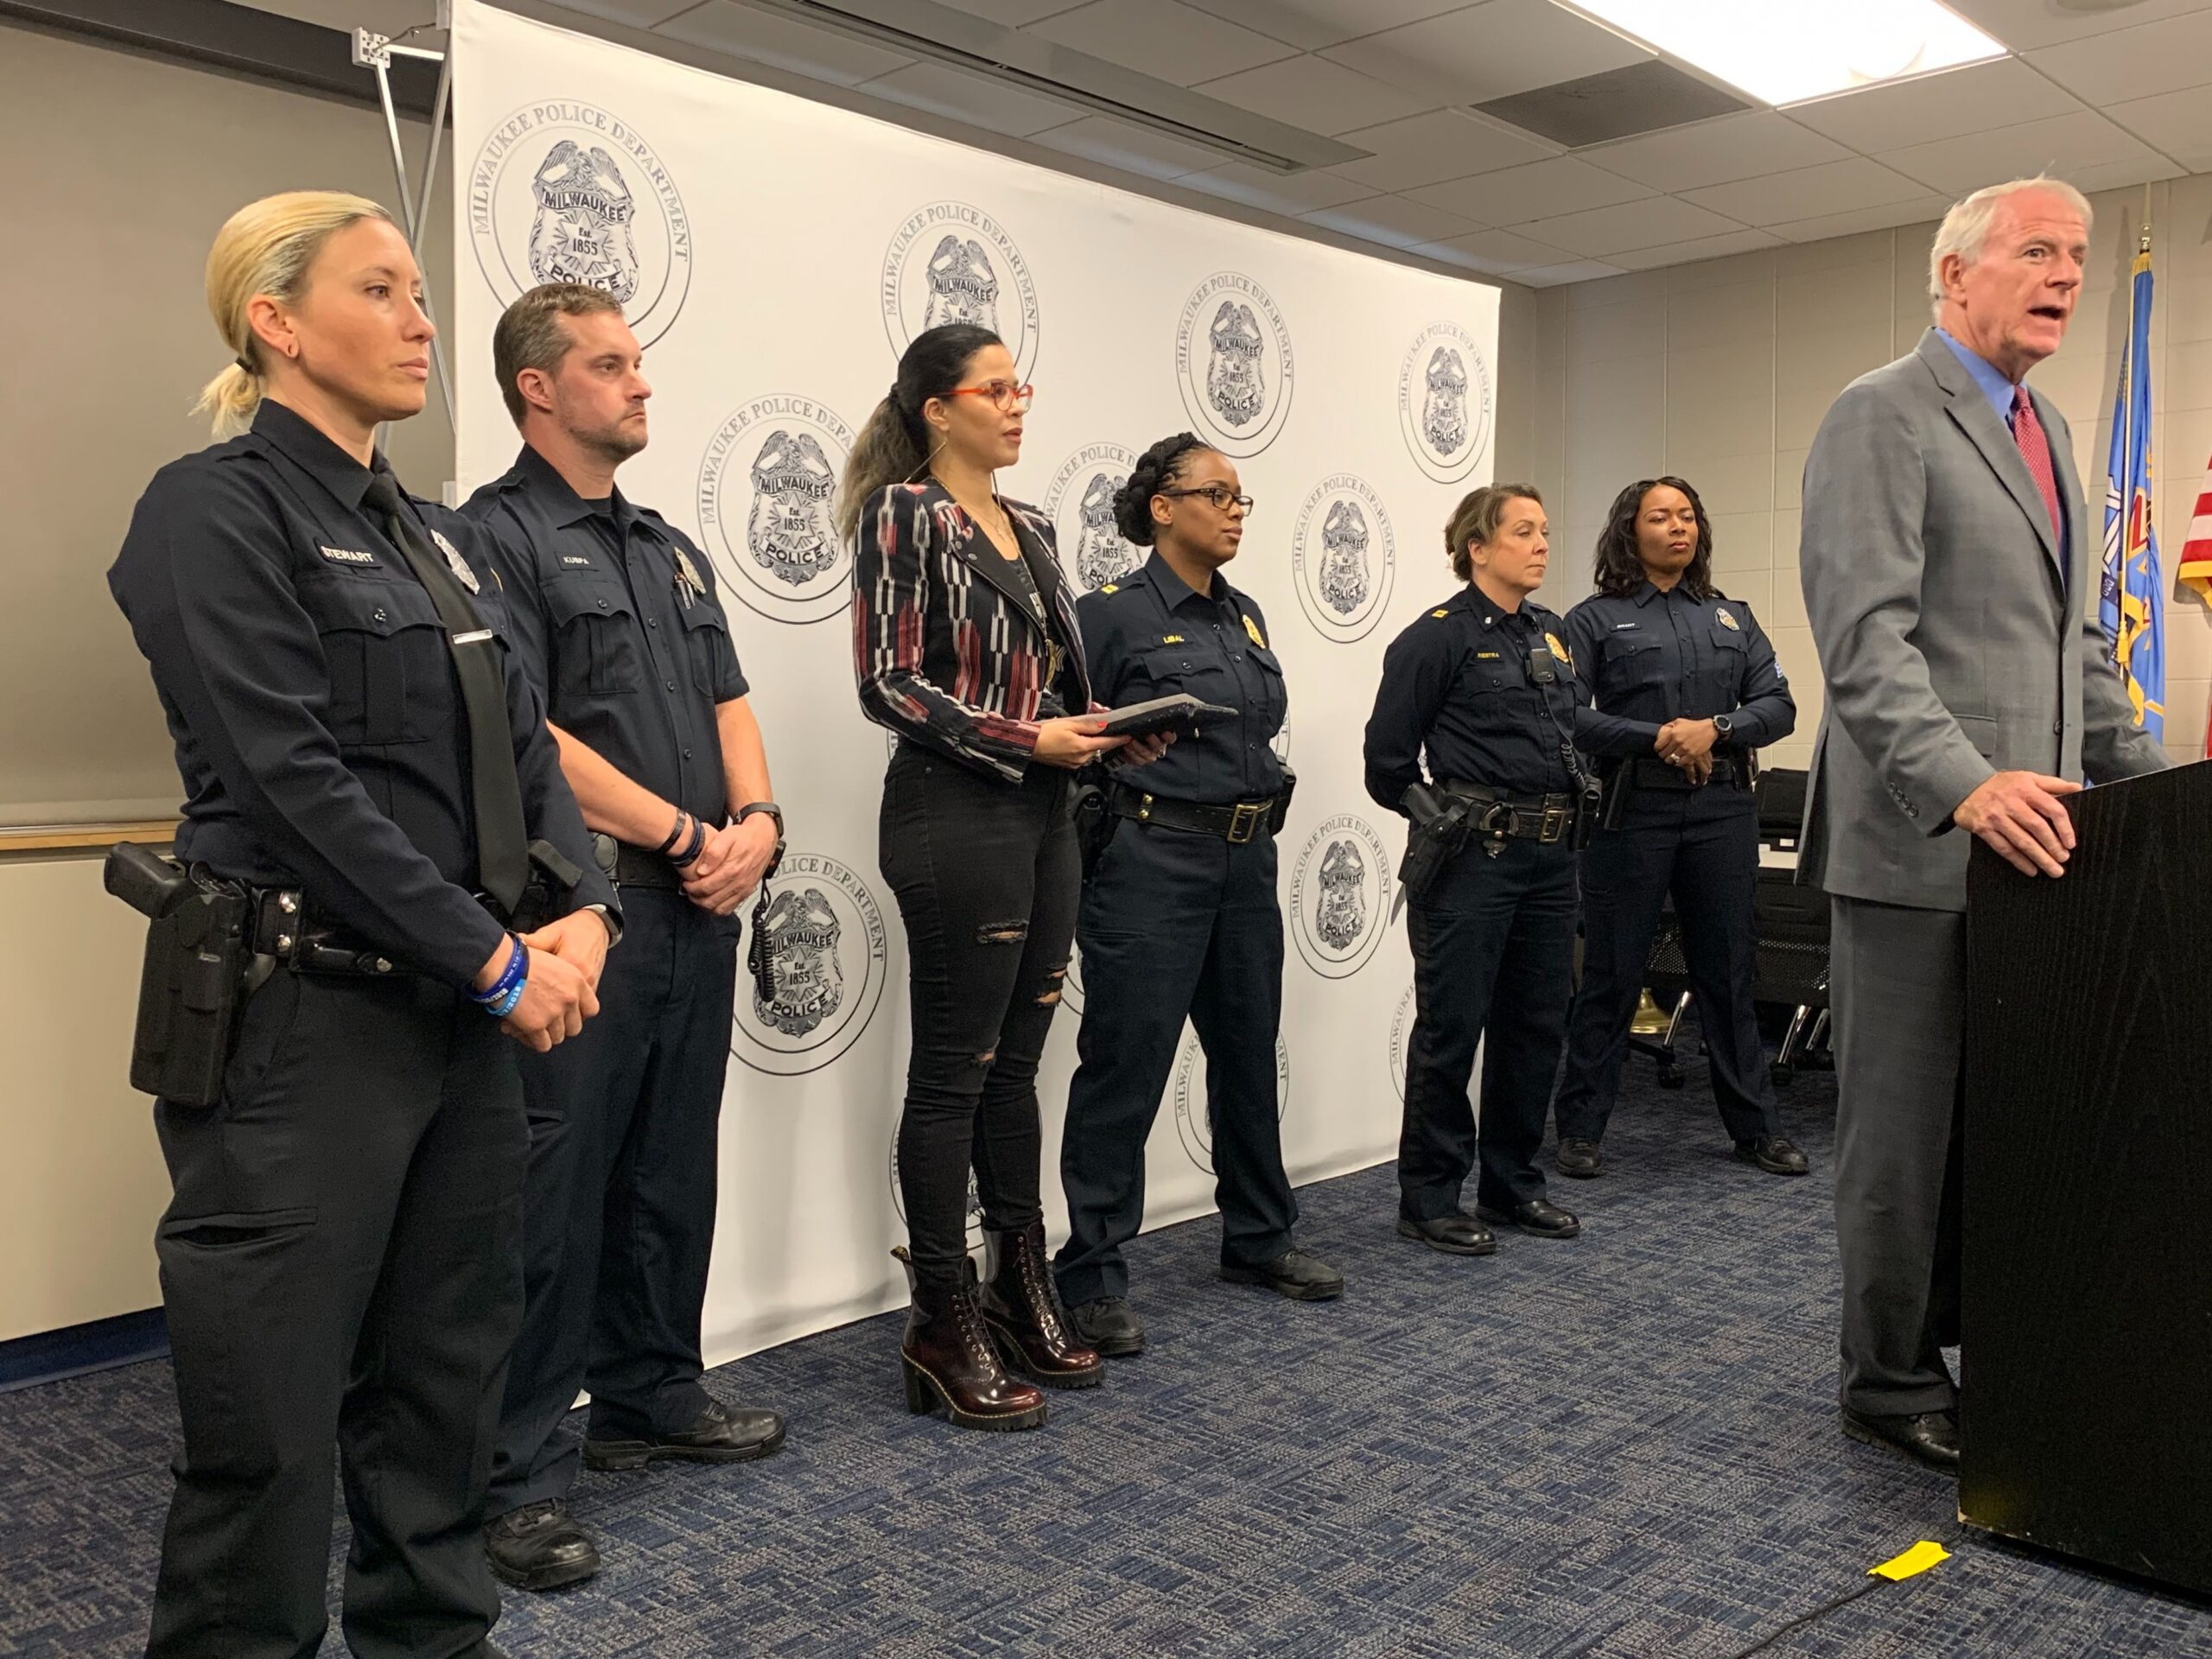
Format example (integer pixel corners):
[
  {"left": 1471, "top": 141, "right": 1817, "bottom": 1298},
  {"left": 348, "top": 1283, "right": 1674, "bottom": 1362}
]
[{"left": 108, "top": 192, "right": 615, "bottom": 1659}]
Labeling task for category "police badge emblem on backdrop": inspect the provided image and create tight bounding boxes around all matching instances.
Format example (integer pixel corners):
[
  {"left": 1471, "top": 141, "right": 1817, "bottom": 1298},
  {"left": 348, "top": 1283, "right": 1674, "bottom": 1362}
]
[
  {"left": 1288, "top": 815, "right": 1394, "bottom": 979},
  {"left": 1396, "top": 321, "right": 1493, "bottom": 486},
  {"left": 1291, "top": 474, "right": 1396, "bottom": 645},
  {"left": 1387, "top": 980, "right": 1415, "bottom": 1102},
  {"left": 880, "top": 203, "right": 1040, "bottom": 380},
  {"left": 696, "top": 394, "right": 857, "bottom": 625},
  {"left": 729, "top": 852, "right": 888, "bottom": 1076},
  {"left": 467, "top": 102, "right": 691, "bottom": 346},
  {"left": 1173, "top": 273, "right": 1294, "bottom": 457},
  {"left": 1172, "top": 1031, "right": 1291, "bottom": 1172},
  {"left": 1043, "top": 442, "right": 1143, "bottom": 595}
]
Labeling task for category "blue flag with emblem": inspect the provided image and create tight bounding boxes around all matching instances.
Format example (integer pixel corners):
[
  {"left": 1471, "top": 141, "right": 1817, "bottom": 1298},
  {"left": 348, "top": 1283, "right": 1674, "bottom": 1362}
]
[{"left": 2099, "top": 230, "right": 2163, "bottom": 741}]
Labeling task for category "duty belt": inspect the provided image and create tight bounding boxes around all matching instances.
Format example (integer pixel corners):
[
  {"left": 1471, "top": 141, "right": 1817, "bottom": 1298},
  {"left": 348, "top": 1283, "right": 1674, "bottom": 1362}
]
[
  {"left": 1626, "top": 756, "right": 1744, "bottom": 791},
  {"left": 1108, "top": 781, "right": 1276, "bottom": 844},
  {"left": 1439, "top": 781, "right": 1579, "bottom": 844},
  {"left": 251, "top": 888, "right": 406, "bottom": 978},
  {"left": 613, "top": 844, "right": 683, "bottom": 890}
]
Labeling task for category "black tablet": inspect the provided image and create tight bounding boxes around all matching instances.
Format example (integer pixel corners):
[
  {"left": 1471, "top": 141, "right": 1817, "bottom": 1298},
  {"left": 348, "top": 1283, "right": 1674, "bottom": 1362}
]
[{"left": 1094, "top": 694, "right": 1238, "bottom": 739}]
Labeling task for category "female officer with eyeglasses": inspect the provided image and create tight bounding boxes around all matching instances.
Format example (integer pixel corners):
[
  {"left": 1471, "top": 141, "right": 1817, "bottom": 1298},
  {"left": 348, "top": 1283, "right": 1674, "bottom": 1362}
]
[{"left": 1052, "top": 432, "right": 1342, "bottom": 1360}]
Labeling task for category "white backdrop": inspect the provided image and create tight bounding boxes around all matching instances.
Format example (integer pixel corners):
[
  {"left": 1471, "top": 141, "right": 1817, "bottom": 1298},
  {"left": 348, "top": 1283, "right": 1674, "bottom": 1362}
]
[{"left": 451, "top": 0, "right": 1501, "bottom": 1362}]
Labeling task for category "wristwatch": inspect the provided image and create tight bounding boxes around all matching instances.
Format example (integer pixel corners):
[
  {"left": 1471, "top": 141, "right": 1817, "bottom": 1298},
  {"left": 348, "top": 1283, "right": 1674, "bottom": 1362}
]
[
  {"left": 1711, "top": 714, "right": 1736, "bottom": 741},
  {"left": 734, "top": 801, "right": 786, "bottom": 876}
]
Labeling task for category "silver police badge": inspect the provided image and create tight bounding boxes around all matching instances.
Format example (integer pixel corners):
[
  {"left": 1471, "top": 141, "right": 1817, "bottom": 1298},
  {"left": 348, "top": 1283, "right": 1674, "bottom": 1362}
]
[
  {"left": 1205, "top": 302, "right": 1266, "bottom": 429},
  {"left": 753, "top": 887, "right": 844, "bottom": 1039},
  {"left": 1314, "top": 839, "right": 1369, "bottom": 951},
  {"left": 746, "top": 430, "right": 839, "bottom": 589},
  {"left": 1317, "top": 500, "right": 1370, "bottom": 618},
  {"left": 1716, "top": 607, "right": 1740, "bottom": 631},
  {"left": 1422, "top": 346, "right": 1470, "bottom": 458},
  {"left": 528, "top": 140, "right": 640, "bottom": 304},
  {"left": 923, "top": 235, "right": 1001, "bottom": 334},
  {"left": 429, "top": 528, "right": 480, "bottom": 594}
]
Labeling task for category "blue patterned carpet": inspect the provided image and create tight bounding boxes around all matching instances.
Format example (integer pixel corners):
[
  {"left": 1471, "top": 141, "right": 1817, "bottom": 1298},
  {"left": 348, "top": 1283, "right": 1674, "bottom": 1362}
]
[{"left": 6, "top": 1059, "right": 2209, "bottom": 1657}]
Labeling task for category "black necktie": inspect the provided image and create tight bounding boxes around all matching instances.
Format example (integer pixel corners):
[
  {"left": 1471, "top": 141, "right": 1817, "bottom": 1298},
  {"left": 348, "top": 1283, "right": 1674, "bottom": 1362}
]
[{"left": 362, "top": 469, "right": 531, "bottom": 915}]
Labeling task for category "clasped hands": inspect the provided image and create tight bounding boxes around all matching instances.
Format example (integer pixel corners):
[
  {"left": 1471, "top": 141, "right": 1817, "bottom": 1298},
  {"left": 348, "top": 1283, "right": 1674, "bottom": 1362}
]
[
  {"left": 1653, "top": 718, "right": 1719, "bottom": 785},
  {"left": 476, "top": 909, "right": 610, "bottom": 1054}
]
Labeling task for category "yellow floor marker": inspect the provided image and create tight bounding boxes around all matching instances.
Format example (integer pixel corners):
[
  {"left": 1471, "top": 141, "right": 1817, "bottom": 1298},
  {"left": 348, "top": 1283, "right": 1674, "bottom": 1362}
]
[{"left": 1871, "top": 1541, "right": 1953, "bottom": 1582}]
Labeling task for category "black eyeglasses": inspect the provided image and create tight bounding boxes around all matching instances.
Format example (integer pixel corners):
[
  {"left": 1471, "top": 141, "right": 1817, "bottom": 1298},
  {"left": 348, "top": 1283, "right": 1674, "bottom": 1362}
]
[{"left": 1160, "top": 485, "right": 1255, "bottom": 516}]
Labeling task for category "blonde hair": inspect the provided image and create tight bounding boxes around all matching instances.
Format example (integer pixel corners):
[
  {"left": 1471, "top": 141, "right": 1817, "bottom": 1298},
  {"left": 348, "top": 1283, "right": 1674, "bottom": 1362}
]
[
  {"left": 1927, "top": 175, "right": 2093, "bottom": 319},
  {"left": 194, "top": 190, "right": 397, "bottom": 437}
]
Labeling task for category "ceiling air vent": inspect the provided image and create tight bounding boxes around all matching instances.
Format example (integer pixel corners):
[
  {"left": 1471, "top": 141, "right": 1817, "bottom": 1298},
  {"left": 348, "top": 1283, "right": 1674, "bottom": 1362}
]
[{"left": 1477, "top": 59, "right": 1751, "bottom": 149}]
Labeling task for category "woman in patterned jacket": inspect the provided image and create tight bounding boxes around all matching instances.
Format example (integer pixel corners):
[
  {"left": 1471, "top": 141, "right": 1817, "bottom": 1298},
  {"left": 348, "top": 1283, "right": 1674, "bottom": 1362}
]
[{"left": 840, "top": 323, "right": 1166, "bottom": 1432}]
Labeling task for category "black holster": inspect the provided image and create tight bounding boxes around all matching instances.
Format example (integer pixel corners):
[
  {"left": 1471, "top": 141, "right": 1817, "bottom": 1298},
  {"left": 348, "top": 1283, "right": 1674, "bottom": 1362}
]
[
  {"left": 1397, "top": 782, "right": 1473, "bottom": 901},
  {"left": 107, "top": 843, "right": 258, "bottom": 1109},
  {"left": 1072, "top": 771, "right": 1116, "bottom": 884},
  {"left": 499, "top": 838, "right": 586, "bottom": 935},
  {"left": 1269, "top": 763, "right": 1298, "bottom": 836}
]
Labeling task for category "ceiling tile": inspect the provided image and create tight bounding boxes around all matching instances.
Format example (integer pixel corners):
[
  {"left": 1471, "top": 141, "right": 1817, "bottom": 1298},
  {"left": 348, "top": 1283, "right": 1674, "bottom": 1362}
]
[
  {"left": 1878, "top": 110, "right": 2168, "bottom": 196},
  {"left": 2062, "top": 155, "right": 2186, "bottom": 195},
  {"left": 1178, "top": 0, "right": 1473, "bottom": 52},
  {"left": 1028, "top": 113, "right": 1230, "bottom": 177},
  {"left": 1406, "top": 156, "right": 1650, "bottom": 225},
  {"left": 2107, "top": 86, "right": 2212, "bottom": 172},
  {"left": 657, "top": 1, "right": 913, "bottom": 85},
  {"left": 857, "top": 60, "right": 1078, "bottom": 137},
  {"left": 1024, "top": 0, "right": 1298, "bottom": 86},
  {"left": 1326, "top": 109, "right": 1558, "bottom": 193},
  {"left": 1942, "top": 0, "right": 2212, "bottom": 54},
  {"left": 1192, "top": 54, "right": 1433, "bottom": 136},
  {"left": 1516, "top": 195, "right": 1745, "bottom": 257},
  {"left": 2024, "top": 10, "right": 2212, "bottom": 107},
  {"left": 930, "top": 0, "right": 1091, "bottom": 22},
  {"left": 1786, "top": 56, "right": 2086, "bottom": 154},
  {"left": 1301, "top": 194, "right": 1478, "bottom": 249},
  {"left": 1516, "top": 259, "right": 1630, "bottom": 287},
  {"left": 1683, "top": 157, "right": 1934, "bottom": 227},
  {"left": 1581, "top": 112, "right": 1850, "bottom": 193},
  {"left": 1607, "top": 228, "right": 1784, "bottom": 272},
  {"left": 1177, "top": 162, "right": 1381, "bottom": 215},
  {"left": 1319, "top": 0, "right": 1651, "bottom": 107},
  {"left": 1416, "top": 226, "right": 1573, "bottom": 273},
  {"left": 1770, "top": 196, "right": 1958, "bottom": 244}
]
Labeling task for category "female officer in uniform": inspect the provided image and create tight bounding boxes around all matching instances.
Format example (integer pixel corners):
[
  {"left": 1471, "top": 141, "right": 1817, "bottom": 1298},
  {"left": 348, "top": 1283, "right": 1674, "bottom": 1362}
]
[
  {"left": 107, "top": 191, "right": 615, "bottom": 1659},
  {"left": 1052, "top": 433, "right": 1342, "bottom": 1359},
  {"left": 1364, "top": 484, "right": 1587, "bottom": 1258},
  {"left": 1551, "top": 477, "right": 1806, "bottom": 1180}
]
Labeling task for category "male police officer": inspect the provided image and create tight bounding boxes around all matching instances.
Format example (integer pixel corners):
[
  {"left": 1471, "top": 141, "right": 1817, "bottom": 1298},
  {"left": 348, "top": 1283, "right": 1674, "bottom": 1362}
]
[{"left": 467, "top": 283, "right": 785, "bottom": 1589}]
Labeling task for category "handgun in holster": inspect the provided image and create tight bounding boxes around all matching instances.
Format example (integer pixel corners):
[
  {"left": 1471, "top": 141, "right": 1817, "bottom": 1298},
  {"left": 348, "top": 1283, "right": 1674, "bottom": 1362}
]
[
  {"left": 106, "top": 842, "right": 259, "bottom": 1109},
  {"left": 1071, "top": 770, "right": 1116, "bottom": 885},
  {"left": 497, "top": 839, "right": 588, "bottom": 936},
  {"left": 1397, "top": 782, "right": 1474, "bottom": 901},
  {"left": 1268, "top": 763, "right": 1298, "bottom": 836}
]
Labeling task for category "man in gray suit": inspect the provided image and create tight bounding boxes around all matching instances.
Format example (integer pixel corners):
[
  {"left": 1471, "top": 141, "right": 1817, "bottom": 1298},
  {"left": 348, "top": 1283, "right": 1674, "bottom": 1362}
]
[{"left": 1800, "top": 176, "right": 2168, "bottom": 1471}]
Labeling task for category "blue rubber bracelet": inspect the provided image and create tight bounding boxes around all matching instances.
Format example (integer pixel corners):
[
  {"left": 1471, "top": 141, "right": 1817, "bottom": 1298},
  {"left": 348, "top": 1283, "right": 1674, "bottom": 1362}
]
[
  {"left": 487, "top": 967, "right": 527, "bottom": 1020},
  {"left": 470, "top": 934, "right": 526, "bottom": 1009}
]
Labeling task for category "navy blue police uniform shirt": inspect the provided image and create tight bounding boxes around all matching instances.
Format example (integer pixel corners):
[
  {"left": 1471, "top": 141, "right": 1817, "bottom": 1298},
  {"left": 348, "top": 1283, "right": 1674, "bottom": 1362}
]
[
  {"left": 462, "top": 444, "right": 747, "bottom": 832},
  {"left": 106, "top": 398, "right": 613, "bottom": 991},
  {"left": 1364, "top": 584, "right": 1587, "bottom": 812},
  {"left": 1562, "top": 581, "right": 1796, "bottom": 763},
  {"left": 1077, "top": 553, "right": 1287, "bottom": 805}
]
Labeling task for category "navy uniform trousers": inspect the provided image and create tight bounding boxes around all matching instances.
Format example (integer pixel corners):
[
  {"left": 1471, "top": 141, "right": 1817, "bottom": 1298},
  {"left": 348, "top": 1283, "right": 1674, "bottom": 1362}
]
[
  {"left": 487, "top": 887, "right": 736, "bottom": 1516},
  {"left": 1553, "top": 780, "right": 1777, "bottom": 1146},
  {"left": 1400, "top": 836, "right": 1578, "bottom": 1218},
  {"left": 1054, "top": 818, "right": 1297, "bottom": 1306},
  {"left": 149, "top": 971, "right": 522, "bottom": 1659}
]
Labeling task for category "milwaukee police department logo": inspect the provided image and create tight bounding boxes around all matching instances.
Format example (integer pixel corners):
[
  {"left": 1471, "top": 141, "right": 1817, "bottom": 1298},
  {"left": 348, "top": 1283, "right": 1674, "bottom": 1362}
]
[
  {"left": 1389, "top": 980, "right": 1414, "bottom": 1102},
  {"left": 1172, "top": 1028, "right": 1291, "bottom": 1172},
  {"left": 468, "top": 102, "right": 690, "bottom": 347},
  {"left": 1397, "top": 322, "right": 1493, "bottom": 485},
  {"left": 880, "top": 203, "right": 1039, "bottom": 380},
  {"left": 1289, "top": 814, "right": 1393, "bottom": 979},
  {"left": 1045, "top": 443, "right": 1142, "bottom": 594},
  {"left": 1175, "top": 273, "right": 1293, "bottom": 456},
  {"left": 732, "top": 853, "right": 887, "bottom": 1076},
  {"left": 1291, "top": 474, "right": 1395, "bottom": 645},
  {"left": 697, "top": 394, "right": 855, "bottom": 625}
]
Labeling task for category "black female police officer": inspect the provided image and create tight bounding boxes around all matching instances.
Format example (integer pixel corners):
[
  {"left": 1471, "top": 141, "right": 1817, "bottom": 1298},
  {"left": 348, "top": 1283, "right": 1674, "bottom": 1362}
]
[
  {"left": 1551, "top": 477, "right": 1807, "bottom": 1181},
  {"left": 1365, "top": 483, "right": 1586, "bottom": 1256},
  {"left": 1052, "top": 433, "right": 1342, "bottom": 1357},
  {"left": 107, "top": 192, "right": 616, "bottom": 1659}
]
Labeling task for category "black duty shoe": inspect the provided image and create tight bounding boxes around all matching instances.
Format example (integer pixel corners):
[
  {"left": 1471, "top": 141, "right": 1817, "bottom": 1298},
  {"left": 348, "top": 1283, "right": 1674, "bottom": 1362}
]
[
  {"left": 1840, "top": 1406, "right": 1960, "bottom": 1471},
  {"left": 1555, "top": 1137, "right": 1604, "bottom": 1179},
  {"left": 1736, "top": 1135, "right": 1811, "bottom": 1176},
  {"left": 1067, "top": 1295, "right": 1146, "bottom": 1357},
  {"left": 583, "top": 1396, "right": 787, "bottom": 1472},
  {"left": 1395, "top": 1212, "right": 1497, "bottom": 1256},
  {"left": 1475, "top": 1198, "right": 1582, "bottom": 1238},
  {"left": 1220, "top": 1247, "right": 1344, "bottom": 1301},
  {"left": 484, "top": 1498, "right": 600, "bottom": 1592}
]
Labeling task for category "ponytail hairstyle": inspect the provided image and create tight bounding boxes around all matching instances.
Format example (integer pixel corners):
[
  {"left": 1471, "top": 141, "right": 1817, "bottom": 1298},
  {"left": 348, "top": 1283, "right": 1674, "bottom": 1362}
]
[
  {"left": 194, "top": 190, "right": 397, "bottom": 437},
  {"left": 835, "top": 323, "right": 1002, "bottom": 543},
  {"left": 1592, "top": 475, "right": 1713, "bottom": 600},
  {"left": 1111, "top": 432, "right": 1213, "bottom": 547},
  {"left": 1445, "top": 482, "right": 1544, "bottom": 582}
]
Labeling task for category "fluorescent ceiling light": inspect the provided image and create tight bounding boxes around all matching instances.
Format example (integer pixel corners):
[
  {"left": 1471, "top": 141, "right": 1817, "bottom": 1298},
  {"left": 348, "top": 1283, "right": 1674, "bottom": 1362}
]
[{"left": 1562, "top": 0, "right": 2006, "bottom": 106}]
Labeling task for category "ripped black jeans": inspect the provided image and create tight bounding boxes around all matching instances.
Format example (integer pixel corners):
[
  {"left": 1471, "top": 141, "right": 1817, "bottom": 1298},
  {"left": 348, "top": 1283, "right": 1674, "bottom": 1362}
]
[{"left": 880, "top": 740, "right": 1079, "bottom": 1290}]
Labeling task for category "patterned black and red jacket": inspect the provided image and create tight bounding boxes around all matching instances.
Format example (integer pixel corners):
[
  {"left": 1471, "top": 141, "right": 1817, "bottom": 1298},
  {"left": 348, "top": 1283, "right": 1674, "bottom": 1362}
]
[{"left": 850, "top": 480, "right": 1096, "bottom": 783}]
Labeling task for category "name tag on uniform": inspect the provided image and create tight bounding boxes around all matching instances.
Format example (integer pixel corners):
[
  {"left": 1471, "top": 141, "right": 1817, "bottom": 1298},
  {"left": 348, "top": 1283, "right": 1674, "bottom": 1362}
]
[
  {"left": 1613, "top": 621, "right": 1639, "bottom": 631},
  {"left": 1161, "top": 633, "right": 1185, "bottom": 645},
  {"left": 1476, "top": 651, "right": 1502, "bottom": 660},
  {"left": 320, "top": 546, "right": 377, "bottom": 566},
  {"left": 560, "top": 555, "right": 594, "bottom": 569}
]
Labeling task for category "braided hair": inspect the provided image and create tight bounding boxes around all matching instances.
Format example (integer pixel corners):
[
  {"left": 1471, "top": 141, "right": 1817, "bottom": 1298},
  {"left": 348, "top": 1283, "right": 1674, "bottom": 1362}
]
[{"left": 1110, "top": 431, "right": 1215, "bottom": 547}]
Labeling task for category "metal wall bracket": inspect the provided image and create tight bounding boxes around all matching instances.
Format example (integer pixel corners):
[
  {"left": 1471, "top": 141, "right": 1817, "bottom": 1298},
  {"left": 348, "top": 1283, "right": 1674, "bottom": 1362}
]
[{"left": 353, "top": 6, "right": 456, "bottom": 429}]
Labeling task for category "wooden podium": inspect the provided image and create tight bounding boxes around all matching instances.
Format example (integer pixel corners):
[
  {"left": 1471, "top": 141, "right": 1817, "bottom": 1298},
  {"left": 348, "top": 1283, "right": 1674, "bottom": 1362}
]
[{"left": 1961, "top": 759, "right": 2212, "bottom": 1594}]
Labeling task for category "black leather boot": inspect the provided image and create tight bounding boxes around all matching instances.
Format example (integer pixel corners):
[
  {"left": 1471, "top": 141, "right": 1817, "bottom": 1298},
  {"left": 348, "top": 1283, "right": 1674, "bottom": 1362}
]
[
  {"left": 977, "top": 1221, "right": 1104, "bottom": 1389},
  {"left": 896, "top": 1248, "right": 1048, "bottom": 1431}
]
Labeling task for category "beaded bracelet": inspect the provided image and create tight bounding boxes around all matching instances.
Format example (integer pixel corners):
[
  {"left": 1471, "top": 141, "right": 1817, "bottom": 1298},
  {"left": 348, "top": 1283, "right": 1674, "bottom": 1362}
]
[{"left": 470, "top": 934, "right": 527, "bottom": 1015}]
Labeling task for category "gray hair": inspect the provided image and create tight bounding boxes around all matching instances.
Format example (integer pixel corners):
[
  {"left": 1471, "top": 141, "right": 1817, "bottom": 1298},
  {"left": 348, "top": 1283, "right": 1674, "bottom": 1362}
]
[{"left": 1927, "top": 175, "right": 2094, "bottom": 318}]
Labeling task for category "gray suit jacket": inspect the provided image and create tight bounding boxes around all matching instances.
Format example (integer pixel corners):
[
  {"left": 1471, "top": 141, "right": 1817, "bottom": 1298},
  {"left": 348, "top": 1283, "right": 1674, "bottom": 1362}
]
[{"left": 1799, "top": 328, "right": 2167, "bottom": 912}]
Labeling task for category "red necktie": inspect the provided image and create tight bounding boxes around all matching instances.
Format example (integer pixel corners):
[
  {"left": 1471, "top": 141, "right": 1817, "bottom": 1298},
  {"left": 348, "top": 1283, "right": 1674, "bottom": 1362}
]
[{"left": 2011, "top": 385, "right": 2064, "bottom": 548}]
